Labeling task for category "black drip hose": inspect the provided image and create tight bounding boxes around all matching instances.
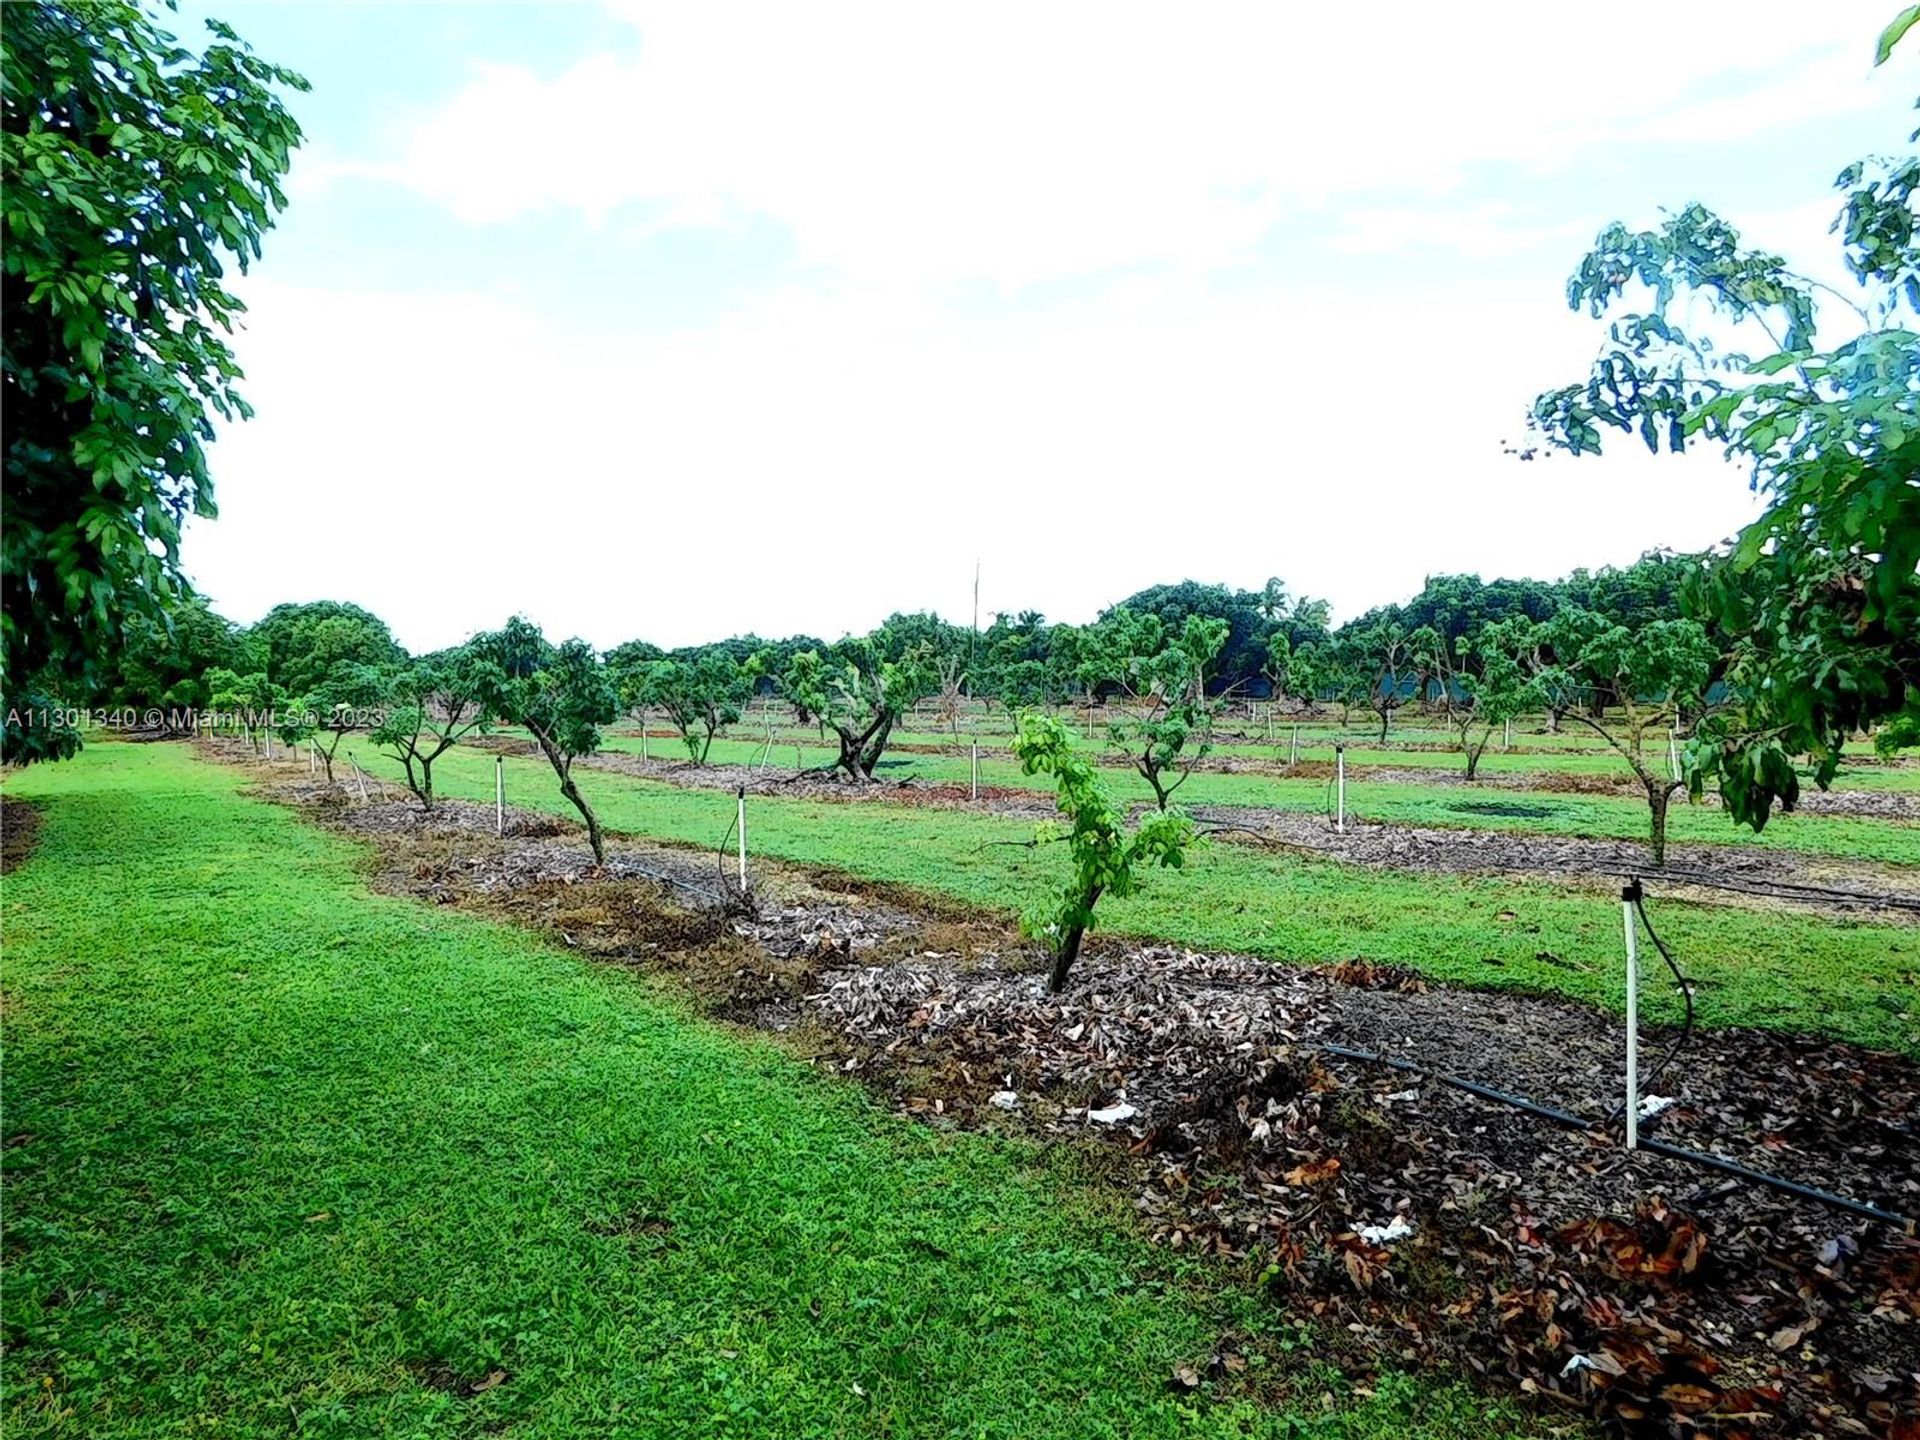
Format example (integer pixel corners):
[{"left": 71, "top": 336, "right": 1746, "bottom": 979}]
[{"left": 1315, "top": 1039, "right": 1913, "bottom": 1231}]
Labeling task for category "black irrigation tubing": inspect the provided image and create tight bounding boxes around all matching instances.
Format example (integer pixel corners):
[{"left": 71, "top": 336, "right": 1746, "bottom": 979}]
[{"left": 1315, "top": 1040, "right": 1915, "bottom": 1231}]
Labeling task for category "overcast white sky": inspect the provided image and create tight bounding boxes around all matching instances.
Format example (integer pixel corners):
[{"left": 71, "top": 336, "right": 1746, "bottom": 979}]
[{"left": 175, "top": 1, "right": 1918, "bottom": 651}]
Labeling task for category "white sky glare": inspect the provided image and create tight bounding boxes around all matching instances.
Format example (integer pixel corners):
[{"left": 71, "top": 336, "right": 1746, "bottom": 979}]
[{"left": 179, "top": 1, "right": 1919, "bottom": 653}]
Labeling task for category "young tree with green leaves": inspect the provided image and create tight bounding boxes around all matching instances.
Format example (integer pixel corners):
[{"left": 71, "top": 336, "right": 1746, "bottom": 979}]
[
  {"left": 1, "top": 2, "right": 306, "bottom": 752},
  {"left": 1012, "top": 714, "right": 1196, "bottom": 993},
  {"left": 1536, "top": 616, "right": 1718, "bottom": 865},
  {"left": 782, "top": 631, "right": 932, "bottom": 781},
  {"left": 370, "top": 648, "right": 493, "bottom": 810},
  {"left": 640, "top": 651, "right": 754, "bottom": 764},
  {"left": 1446, "top": 620, "right": 1541, "bottom": 781},
  {"left": 304, "top": 663, "right": 388, "bottom": 785},
  {"left": 1341, "top": 621, "right": 1416, "bottom": 741},
  {"left": 1526, "top": 13, "right": 1917, "bottom": 829},
  {"left": 475, "top": 618, "right": 618, "bottom": 862},
  {"left": 1107, "top": 614, "right": 1229, "bottom": 809}
]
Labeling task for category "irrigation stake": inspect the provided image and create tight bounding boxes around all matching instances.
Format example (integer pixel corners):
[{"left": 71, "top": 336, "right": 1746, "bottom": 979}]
[
  {"left": 1504, "top": 718, "right": 1512, "bottom": 751},
  {"left": 264, "top": 728, "right": 273, "bottom": 760},
  {"left": 640, "top": 714, "right": 648, "bottom": 762},
  {"left": 1623, "top": 879, "right": 1642, "bottom": 1151},
  {"left": 308, "top": 742, "right": 316, "bottom": 776},
  {"left": 736, "top": 785, "right": 748, "bottom": 891},
  {"left": 971, "top": 741, "right": 979, "bottom": 801},
  {"left": 1335, "top": 744, "right": 1346, "bottom": 834},
  {"left": 1668, "top": 724, "right": 1681, "bottom": 783},
  {"left": 1290, "top": 724, "right": 1299, "bottom": 767},
  {"left": 495, "top": 755, "right": 504, "bottom": 837},
  {"left": 350, "top": 755, "right": 369, "bottom": 804}
]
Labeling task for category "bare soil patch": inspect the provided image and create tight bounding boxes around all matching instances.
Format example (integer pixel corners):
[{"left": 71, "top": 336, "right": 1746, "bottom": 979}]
[{"left": 1, "top": 797, "right": 43, "bottom": 875}]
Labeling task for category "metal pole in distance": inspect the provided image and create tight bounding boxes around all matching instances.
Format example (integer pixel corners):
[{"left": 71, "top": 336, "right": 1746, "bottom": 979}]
[
  {"left": 1623, "top": 879, "right": 1642, "bottom": 1150},
  {"left": 1335, "top": 744, "right": 1346, "bottom": 834},
  {"left": 736, "top": 786, "right": 748, "bottom": 891},
  {"left": 495, "top": 755, "right": 505, "bottom": 837},
  {"left": 971, "top": 741, "right": 979, "bottom": 801}
]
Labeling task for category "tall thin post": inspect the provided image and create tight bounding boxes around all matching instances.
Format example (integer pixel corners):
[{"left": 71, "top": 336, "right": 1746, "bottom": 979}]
[
  {"left": 1290, "top": 724, "right": 1298, "bottom": 767},
  {"left": 351, "top": 755, "right": 369, "bottom": 804},
  {"left": 1668, "top": 725, "right": 1681, "bottom": 783},
  {"left": 640, "top": 713, "right": 648, "bottom": 762},
  {"left": 308, "top": 742, "right": 316, "bottom": 776},
  {"left": 970, "top": 741, "right": 979, "bottom": 801},
  {"left": 1335, "top": 744, "right": 1346, "bottom": 834},
  {"left": 1504, "top": 717, "right": 1512, "bottom": 751},
  {"left": 264, "top": 728, "right": 273, "bottom": 760},
  {"left": 736, "top": 786, "right": 748, "bottom": 891},
  {"left": 495, "top": 755, "right": 505, "bottom": 837},
  {"left": 1623, "top": 880, "right": 1641, "bottom": 1150}
]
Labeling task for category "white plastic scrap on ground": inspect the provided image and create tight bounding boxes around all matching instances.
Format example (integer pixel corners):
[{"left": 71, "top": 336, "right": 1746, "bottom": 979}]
[
  {"left": 1638, "top": 1094, "right": 1675, "bottom": 1120},
  {"left": 1357, "top": 1215, "right": 1415, "bottom": 1246},
  {"left": 1086, "top": 1100, "right": 1138, "bottom": 1125},
  {"left": 989, "top": 1090, "right": 1019, "bottom": 1111}
]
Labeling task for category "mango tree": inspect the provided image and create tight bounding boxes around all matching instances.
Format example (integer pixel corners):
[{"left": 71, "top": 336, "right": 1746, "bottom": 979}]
[
  {"left": 304, "top": 662, "right": 388, "bottom": 785},
  {"left": 475, "top": 618, "right": 617, "bottom": 861},
  {"left": 639, "top": 651, "right": 754, "bottom": 764},
  {"left": 1446, "top": 619, "right": 1540, "bottom": 780},
  {"left": 1536, "top": 615, "right": 1717, "bottom": 864},
  {"left": 1108, "top": 614, "right": 1229, "bottom": 809},
  {"left": 1340, "top": 622, "right": 1415, "bottom": 741},
  {"left": 782, "top": 632, "right": 932, "bottom": 781},
  {"left": 1526, "top": 12, "right": 1917, "bottom": 827},
  {"left": 1013, "top": 713, "right": 1195, "bottom": 993},
  {"left": 370, "top": 647, "right": 492, "bottom": 809}
]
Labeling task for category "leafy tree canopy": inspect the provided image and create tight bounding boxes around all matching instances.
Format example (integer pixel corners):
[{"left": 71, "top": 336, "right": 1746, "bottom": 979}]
[{"left": 1, "top": 1, "right": 306, "bottom": 710}]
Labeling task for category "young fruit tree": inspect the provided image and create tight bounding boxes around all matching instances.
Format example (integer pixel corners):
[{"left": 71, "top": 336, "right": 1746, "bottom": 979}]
[
  {"left": 1013, "top": 714, "right": 1195, "bottom": 993},
  {"left": 1107, "top": 614, "right": 1229, "bottom": 810},
  {"left": 1536, "top": 615, "right": 1717, "bottom": 865},
  {"left": 639, "top": 651, "right": 754, "bottom": 764},
  {"left": 1525, "top": 13, "right": 1917, "bottom": 828},
  {"left": 475, "top": 618, "right": 617, "bottom": 862},
  {"left": 303, "top": 662, "right": 388, "bottom": 784},
  {"left": 1342, "top": 622, "right": 1415, "bottom": 741},
  {"left": 369, "top": 648, "right": 492, "bottom": 810},
  {"left": 1444, "top": 619, "right": 1540, "bottom": 780},
  {"left": 782, "top": 633, "right": 932, "bottom": 781}
]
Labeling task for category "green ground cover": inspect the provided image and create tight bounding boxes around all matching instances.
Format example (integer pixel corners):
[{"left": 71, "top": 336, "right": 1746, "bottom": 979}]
[
  {"left": 590, "top": 734, "right": 1920, "bottom": 867},
  {"left": 1, "top": 743, "right": 1525, "bottom": 1439},
  {"left": 387, "top": 744, "right": 1919, "bottom": 1054}
]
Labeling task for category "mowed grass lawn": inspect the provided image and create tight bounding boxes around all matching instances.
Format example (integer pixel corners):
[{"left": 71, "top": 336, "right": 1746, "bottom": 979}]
[
  {"left": 381, "top": 744, "right": 1920, "bottom": 1055},
  {"left": 0, "top": 744, "right": 1523, "bottom": 1440},
  {"left": 595, "top": 733, "right": 1920, "bottom": 866}
]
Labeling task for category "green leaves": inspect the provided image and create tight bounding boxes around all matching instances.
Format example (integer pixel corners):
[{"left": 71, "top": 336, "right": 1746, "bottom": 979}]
[
  {"left": 2, "top": 1, "right": 307, "bottom": 710},
  {"left": 1877, "top": 4, "right": 1920, "bottom": 64}
]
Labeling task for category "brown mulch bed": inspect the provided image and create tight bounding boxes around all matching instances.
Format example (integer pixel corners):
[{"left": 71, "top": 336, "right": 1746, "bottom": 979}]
[
  {"left": 204, "top": 742, "right": 1920, "bottom": 1437},
  {"left": 1, "top": 797, "right": 43, "bottom": 874}
]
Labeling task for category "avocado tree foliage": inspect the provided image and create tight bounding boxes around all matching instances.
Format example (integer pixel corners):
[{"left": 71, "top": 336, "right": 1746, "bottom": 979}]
[
  {"left": 1526, "top": 16, "right": 1918, "bottom": 829},
  {"left": 1013, "top": 713, "right": 1195, "bottom": 993},
  {"left": 475, "top": 618, "right": 617, "bottom": 862},
  {"left": 1106, "top": 613, "right": 1230, "bottom": 809},
  {"left": 304, "top": 662, "right": 388, "bottom": 786},
  {"left": 0, "top": 2, "right": 307, "bottom": 757},
  {"left": 782, "top": 632, "right": 932, "bottom": 781},
  {"left": 369, "top": 648, "right": 493, "bottom": 810}
]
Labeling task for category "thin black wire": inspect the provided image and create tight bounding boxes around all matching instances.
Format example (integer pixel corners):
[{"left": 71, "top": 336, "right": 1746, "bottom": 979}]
[{"left": 1604, "top": 887, "right": 1697, "bottom": 1126}]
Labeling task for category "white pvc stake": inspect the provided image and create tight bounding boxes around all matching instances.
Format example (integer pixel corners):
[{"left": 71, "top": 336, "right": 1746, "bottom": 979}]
[
  {"left": 1668, "top": 726, "right": 1681, "bottom": 783},
  {"left": 351, "top": 756, "right": 369, "bottom": 804},
  {"left": 1504, "top": 718, "right": 1512, "bottom": 751},
  {"left": 640, "top": 714, "right": 648, "bottom": 762},
  {"left": 265, "top": 729, "right": 273, "bottom": 760},
  {"left": 1623, "top": 881, "right": 1641, "bottom": 1151},
  {"left": 1290, "top": 725, "right": 1299, "bottom": 767},
  {"left": 308, "top": 743, "right": 316, "bottom": 776},
  {"left": 1335, "top": 744, "right": 1346, "bottom": 834},
  {"left": 736, "top": 786, "right": 748, "bottom": 891},
  {"left": 1267, "top": 705, "right": 1274, "bottom": 742},
  {"left": 495, "top": 755, "right": 505, "bottom": 837},
  {"left": 971, "top": 741, "right": 979, "bottom": 801}
]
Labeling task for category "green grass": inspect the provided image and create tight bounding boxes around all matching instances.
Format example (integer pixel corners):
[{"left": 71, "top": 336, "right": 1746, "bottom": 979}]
[
  {"left": 593, "top": 733, "right": 1920, "bottom": 867},
  {"left": 1, "top": 743, "right": 1530, "bottom": 1439},
  {"left": 391, "top": 744, "right": 1920, "bottom": 1054}
]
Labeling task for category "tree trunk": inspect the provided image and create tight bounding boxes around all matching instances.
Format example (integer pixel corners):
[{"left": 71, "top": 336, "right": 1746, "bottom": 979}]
[
  {"left": 1464, "top": 743, "right": 1482, "bottom": 781},
  {"left": 1378, "top": 707, "right": 1390, "bottom": 742},
  {"left": 418, "top": 757, "right": 435, "bottom": 811},
  {"left": 1049, "top": 890, "right": 1100, "bottom": 993},
  {"left": 1647, "top": 786, "right": 1670, "bottom": 868},
  {"left": 560, "top": 773, "right": 606, "bottom": 863}
]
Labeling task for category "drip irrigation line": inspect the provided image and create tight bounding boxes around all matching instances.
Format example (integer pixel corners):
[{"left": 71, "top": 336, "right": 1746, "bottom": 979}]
[{"left": 1315, "top": 1040, "right": 1913, "bottom": 1231}]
